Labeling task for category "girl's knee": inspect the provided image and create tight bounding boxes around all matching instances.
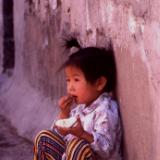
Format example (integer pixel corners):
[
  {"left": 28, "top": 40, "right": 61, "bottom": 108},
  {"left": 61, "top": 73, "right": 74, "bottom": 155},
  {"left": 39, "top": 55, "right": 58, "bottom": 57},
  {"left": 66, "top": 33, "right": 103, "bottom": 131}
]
[
  {"left": 34, "top": 129, "right": 66, "bottom": 160},
  {"left": 34, "top": 129, "right": 65, "bottom": 146},
  {"left": 66, "top": 138, "right": 94, "bottom": 160},
  {"left": 34, "top": 130, "right": 50, "bottom": 144},
  {"left": 67, "top": 138, "right": 89, "bottom": 148}
]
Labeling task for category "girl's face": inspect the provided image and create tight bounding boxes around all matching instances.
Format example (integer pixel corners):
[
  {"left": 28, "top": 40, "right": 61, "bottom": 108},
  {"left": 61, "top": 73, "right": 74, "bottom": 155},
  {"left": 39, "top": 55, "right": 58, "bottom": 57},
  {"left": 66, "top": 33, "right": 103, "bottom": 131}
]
[{"left": 65, "top": 66, "right": 101, "bottom": 106}]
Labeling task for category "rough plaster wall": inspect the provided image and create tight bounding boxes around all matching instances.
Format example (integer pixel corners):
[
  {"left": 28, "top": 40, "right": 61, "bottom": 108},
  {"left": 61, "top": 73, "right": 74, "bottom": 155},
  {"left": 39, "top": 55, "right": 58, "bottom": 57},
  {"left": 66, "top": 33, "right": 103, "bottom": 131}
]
[
  {"left": 25, "top": 0, "right": 159, "bottom": 159},
  {"left": 60, "top": 1, "right": 160, "bottom": 159},
  {"left": 0, "top": 0, "right": 160, "bottom": 160},
  {"left": 0, "top": 0, "right": 2, "bottom": 73}
]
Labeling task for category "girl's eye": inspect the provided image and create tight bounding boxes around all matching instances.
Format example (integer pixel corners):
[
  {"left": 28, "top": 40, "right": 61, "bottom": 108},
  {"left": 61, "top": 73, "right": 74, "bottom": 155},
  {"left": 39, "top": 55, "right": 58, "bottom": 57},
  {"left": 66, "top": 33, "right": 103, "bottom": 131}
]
[
  {"left": 74, "top": 78, "right": 80, "bottom": 82},
  {"left": 66, "top": 79, "right": 70, "bottom": 82}
]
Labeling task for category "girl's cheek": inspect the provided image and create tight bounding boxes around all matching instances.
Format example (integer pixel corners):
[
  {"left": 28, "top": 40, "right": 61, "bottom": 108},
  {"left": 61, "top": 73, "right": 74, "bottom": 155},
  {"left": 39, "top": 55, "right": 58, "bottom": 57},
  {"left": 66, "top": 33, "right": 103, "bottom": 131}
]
[{"left": 66, "top": 85, "right": 70, "bottom": 93}]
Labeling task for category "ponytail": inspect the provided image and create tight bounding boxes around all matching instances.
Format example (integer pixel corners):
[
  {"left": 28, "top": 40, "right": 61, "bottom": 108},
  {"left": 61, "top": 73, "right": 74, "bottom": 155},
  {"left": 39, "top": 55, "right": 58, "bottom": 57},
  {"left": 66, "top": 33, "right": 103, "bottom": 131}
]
[
  {"left": 63, "top": 37, "right": 82, "bottom": 55},
  {"left": 64, "top": 37, "right": 81, "bottom": 49}
]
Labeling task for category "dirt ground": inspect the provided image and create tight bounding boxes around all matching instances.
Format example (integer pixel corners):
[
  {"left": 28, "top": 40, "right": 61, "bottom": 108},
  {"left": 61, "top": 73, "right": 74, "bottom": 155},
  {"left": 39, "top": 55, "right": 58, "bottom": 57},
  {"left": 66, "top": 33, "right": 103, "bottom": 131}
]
[{"left": 0, "top": 114, "right": 33, "bottom": 160}]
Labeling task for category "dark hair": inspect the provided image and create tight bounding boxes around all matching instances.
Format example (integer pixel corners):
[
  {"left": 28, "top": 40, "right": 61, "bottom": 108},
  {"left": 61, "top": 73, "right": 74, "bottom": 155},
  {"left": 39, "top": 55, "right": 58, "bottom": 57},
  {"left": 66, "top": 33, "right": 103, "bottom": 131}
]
[{"left": 60, "top": 38, "right": 117, "bottom": 93}]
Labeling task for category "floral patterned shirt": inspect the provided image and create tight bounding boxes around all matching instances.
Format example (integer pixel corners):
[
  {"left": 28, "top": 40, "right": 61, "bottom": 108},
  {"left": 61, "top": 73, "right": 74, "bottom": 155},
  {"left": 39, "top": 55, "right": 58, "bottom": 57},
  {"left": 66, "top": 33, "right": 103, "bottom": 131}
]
[{"left": 66, "top": 92, "right": 122, "bottom": 160}]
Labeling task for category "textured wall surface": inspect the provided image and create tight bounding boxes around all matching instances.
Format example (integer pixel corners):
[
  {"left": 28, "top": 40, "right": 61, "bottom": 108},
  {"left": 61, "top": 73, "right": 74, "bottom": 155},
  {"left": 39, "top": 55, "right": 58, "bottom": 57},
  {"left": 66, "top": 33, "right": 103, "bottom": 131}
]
[
  {"left": 0, "top": 0, "right": 160, "bottom": 160},
  {"left": 0, "top": 0, "right": 60, "bottom": 140}
]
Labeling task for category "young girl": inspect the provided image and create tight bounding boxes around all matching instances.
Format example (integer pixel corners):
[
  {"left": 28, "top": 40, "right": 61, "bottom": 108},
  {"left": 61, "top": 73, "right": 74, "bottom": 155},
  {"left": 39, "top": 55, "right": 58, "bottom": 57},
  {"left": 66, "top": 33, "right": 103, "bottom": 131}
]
[{"left": 34, "top": 38, "right": 122, "bottom": 160}]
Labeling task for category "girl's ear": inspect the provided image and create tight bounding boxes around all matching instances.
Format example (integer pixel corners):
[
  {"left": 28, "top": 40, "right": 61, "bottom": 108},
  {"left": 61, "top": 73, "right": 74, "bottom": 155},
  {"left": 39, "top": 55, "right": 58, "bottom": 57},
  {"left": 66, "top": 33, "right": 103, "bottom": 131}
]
[{"left": 96, "top": 76, "right": 107, "bottom": 91}]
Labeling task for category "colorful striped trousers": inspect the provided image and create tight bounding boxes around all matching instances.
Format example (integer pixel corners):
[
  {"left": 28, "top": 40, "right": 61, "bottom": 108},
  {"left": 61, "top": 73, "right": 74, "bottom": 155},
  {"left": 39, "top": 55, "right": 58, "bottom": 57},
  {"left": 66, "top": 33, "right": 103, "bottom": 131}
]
[{"left": 33, "top": 130, "right": 95, "bottom": 160}]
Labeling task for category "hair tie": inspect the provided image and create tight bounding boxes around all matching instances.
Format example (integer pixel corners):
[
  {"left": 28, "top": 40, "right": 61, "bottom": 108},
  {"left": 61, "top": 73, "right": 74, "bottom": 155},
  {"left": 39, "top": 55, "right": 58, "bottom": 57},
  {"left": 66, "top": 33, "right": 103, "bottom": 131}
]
[{"left": 69, "top": 46, "right": 80, "bottom": 55}]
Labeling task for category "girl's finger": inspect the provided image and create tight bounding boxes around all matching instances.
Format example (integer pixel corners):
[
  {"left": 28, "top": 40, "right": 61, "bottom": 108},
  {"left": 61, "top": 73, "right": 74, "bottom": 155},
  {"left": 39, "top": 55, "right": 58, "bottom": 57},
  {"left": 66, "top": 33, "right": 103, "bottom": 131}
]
[
  {"left": 62, "top": 100, "right": 73, "bottom": 111},
  {"left": 58, "top": 96, "right": 68, "bottom": 106},
  {"left": 59, "top": 95, "right": 73, "bottom": 107},
  {"left": 63, "top": 98, "right": 73, "bottom": 106}
]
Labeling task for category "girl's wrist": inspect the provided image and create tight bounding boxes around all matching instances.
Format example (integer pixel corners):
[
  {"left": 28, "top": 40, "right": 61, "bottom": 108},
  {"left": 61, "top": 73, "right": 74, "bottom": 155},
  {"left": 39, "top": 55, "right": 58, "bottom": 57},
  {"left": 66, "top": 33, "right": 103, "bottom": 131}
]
[
  {"left": 54, "top": 128, "right": 66, "bottom": 138},
  {"left": 79, "top": 131, "right": 94, "bottom": 143},
  {"left": 78, "top": 130, "right": 85, "bottom": 137},
  {"left": 58, "top": 111, "right": 70, "bottom": 119}
]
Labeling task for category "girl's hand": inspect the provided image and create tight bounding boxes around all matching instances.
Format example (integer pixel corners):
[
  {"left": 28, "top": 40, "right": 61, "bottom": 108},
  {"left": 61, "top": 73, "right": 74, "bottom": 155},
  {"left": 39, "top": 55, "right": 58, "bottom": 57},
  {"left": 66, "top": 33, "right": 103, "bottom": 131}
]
[
  {"left": 69, "top": 116, "right": 84, "bottom": 137},
  {"left": 54, "top": 125, "right": 70, "bottom": 136},
  {"left": 58, "top": 95, "right": 73, "bottom": 117},
  {"left": 55, "top": 117, "right": 84, "bottom": 137}
]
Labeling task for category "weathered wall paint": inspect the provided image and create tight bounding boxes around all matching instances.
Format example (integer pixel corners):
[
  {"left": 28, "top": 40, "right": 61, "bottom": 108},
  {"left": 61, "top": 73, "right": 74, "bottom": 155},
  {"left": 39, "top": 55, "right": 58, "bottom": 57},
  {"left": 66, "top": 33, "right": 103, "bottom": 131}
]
[{"left": 0, "top": 0, "right": 160, "bottom": 159}]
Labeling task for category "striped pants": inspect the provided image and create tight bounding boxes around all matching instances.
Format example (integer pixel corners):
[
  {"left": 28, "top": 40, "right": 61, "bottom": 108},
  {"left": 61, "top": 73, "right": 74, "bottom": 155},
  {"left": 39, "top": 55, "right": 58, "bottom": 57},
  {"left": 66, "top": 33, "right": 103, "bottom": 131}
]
[{"left": 33, "top": 130, "right": 95, "bottom": 160}]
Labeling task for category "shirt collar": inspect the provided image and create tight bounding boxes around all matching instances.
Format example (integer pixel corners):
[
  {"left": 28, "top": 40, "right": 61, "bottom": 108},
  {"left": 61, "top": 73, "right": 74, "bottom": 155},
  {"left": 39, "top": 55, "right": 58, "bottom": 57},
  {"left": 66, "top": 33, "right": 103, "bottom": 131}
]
[{"left": 81, "top": 92, "right": 110, "bottom": 115}]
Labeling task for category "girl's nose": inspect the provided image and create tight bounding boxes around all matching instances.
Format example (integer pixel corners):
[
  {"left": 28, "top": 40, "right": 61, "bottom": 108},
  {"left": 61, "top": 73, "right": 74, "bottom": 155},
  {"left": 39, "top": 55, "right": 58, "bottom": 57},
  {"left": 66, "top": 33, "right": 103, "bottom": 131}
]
[{"left": 67, "top": 84, "right": 75, "bottom": 93}]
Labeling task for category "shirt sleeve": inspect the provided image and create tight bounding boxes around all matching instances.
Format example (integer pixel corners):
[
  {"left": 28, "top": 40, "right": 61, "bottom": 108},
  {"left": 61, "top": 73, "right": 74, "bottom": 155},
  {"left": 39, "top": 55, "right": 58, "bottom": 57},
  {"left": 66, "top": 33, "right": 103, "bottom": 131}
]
[{"left": 90, "top": 102, "right": 120, "bottom": 158}]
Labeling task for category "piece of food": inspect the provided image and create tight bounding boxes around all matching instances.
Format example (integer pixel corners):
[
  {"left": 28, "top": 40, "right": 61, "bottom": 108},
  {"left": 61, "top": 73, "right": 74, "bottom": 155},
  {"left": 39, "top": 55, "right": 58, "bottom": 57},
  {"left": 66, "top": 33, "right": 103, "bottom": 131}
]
[{"left": 55, "top": 117, "right": 77, "bottom": 128}]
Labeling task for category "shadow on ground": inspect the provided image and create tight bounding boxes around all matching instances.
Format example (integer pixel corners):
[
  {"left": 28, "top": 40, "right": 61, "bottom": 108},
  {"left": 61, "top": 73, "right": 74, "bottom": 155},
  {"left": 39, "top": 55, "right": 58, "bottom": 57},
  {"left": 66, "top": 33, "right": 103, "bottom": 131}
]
[{"left": 0, "top": 115, "right": 33, "bottom": 160}]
